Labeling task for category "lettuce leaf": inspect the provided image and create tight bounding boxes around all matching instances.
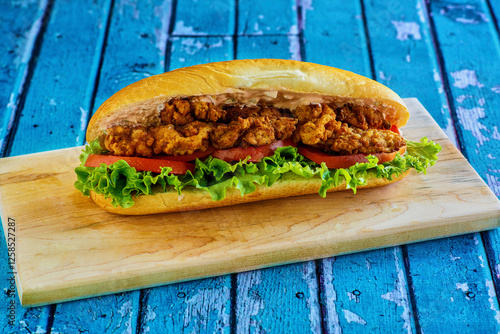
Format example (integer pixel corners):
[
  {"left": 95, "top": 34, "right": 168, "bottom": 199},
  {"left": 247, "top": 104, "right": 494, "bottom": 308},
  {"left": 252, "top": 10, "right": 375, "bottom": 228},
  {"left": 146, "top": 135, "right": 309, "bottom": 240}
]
[{"left": 74, "top": 137, "right": 441, "bottom": 208}]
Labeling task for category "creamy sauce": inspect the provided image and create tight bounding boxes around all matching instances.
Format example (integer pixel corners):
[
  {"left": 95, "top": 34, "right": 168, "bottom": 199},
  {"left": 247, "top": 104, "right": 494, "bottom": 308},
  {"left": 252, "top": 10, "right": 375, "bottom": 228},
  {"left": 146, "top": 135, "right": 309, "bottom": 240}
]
[{"left": 96, "top": 89, "right": 385, "bottom": 133}]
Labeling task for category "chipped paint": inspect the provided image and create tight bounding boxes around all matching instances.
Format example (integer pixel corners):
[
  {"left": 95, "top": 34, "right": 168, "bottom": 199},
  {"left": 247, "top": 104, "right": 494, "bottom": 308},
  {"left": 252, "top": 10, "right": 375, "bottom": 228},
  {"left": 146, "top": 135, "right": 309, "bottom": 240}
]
[
  {"left": 391, "top": 21, "right": 422, "bottom": 41},
  {"left": 439, "top": 4, "right": 488, "bottom": 24},
  {"left": 154, "top": 2, "right": 171, "bottom": 70},
  {"left": 486, "top": 174, "right": 500, "bottom": 196},
  {"left": 378, "top": 71, "right": 392, "bottom": 81},
  {"left": 456, "top": 95, "right": 471, "bottom": 103},
  {"left": 288, "top": 34, "right": 301, "bottom": 61},
  {"left": 303, "top": 262, "right": 321, "bottom": 334},
  {"left": 492, "top": 127, "right": 500, "bottom": 140},
  {"left": 117, "top": 299, "right": 134, "bottom": 334},
  {"left": 237, "top": 271, "right": 265, "bottom": 331},
  {"left": 322, "top": 259, "right": 342, "bottom": 334},
  {"left": 141, "top": 304, "right": 157, "bottom": 333},
  {"left": 299, "top": 0, "right": 313, "bottom": 29},
  {"left": 456, "top": 106, "right": 488, "bottom": 146},
  {"left": 485, "top": 279, "right": 500, "bottom": 323},
  {"left": 343, "top": 309, "right": 367, "bottom": 325},
  {"left": 174, "top": 21, "right": 200, "bottom": 35},
  {"left": 492, "top": 86, "right": 500, "bottom": 94},
  {"left": 380, "top": 248, "right": 412, "bottom": 333},
  {"left": 76, "top": 106, "right": 88, "bottom": 145},
  {"left": 451, "top": 69, "right": 484, "bottom": 89},
  {"left": 456, "top": 282, "right": 469, "bottom": 293}
]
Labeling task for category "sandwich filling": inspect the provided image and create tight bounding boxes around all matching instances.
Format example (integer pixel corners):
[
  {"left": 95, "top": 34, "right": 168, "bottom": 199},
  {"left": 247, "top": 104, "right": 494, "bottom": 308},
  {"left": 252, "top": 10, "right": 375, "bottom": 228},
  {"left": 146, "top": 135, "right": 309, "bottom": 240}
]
[{"left": 102, "top": 94, "right": 405, "bottom": 159}]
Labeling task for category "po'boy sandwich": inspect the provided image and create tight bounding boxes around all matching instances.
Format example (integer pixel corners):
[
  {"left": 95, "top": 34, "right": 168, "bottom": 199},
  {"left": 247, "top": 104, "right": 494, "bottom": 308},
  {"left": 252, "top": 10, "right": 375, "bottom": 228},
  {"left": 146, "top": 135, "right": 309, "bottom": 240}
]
[{"left": 75, "top": 59, "right": 440, "bottom": 215}]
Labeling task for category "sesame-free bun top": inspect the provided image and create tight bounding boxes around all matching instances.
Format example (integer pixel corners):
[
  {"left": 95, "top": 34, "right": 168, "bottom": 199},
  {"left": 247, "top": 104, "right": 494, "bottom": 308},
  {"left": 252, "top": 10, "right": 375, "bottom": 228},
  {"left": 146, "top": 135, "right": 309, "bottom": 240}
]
[{"left": 87, "top": 59, "right": 409, "bottom": 142}]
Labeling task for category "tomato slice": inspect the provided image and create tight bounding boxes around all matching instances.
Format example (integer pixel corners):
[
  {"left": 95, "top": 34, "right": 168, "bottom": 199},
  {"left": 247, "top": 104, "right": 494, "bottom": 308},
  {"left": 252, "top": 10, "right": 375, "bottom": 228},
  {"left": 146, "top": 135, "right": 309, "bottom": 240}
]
[
  {"left": 160, "top": 146, "right": 216, "bottom": 162},
  {"left": 389, "top": 125, "right": 400, "bottom": 135},
  {"left": 211, "top": 138, "right": 296, "bottom": 162},
  {"left": 298, "top": 146, "right": 407, "bottom": 169},
  {"left": 85, "top": 154, "right": 195, "bottom": 174}
]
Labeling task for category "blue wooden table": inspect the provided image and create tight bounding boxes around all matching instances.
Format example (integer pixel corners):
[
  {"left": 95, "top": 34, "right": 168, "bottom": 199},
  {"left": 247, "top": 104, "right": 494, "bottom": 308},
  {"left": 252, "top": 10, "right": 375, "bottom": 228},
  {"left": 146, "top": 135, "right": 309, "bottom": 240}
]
[{"left": 1, "top": 0, "right": 500, "bottom": 333}]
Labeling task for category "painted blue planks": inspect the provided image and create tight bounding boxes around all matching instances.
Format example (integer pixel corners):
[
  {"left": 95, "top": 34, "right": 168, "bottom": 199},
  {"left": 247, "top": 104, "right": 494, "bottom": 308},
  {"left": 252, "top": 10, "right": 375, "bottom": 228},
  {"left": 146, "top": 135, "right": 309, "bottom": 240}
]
[
  {"left": 237, "top": 0, "right": 298, "bottom": 35},
  {"left": 236, "top": 35, "right": 301, "bottom": 60},
  {"left": 302, "top": 0, "right": 372, "bottom": 76},
  {"left": 138, "top": 276, "right": 232, "bottom": 333},
  {"left": 235, "top": 263, "right": 321, "bottom": 333},
  {"left": 169, "top": 36, "right": 233, "bottom": 69},
  {"left": 405, "top": 235, "right": 500, "bottom": 332},
  {"left": 0, "top": 0, "right": 50, "bottom": 154},
  {"left": 172, "top": 0, "right": 235, "bottom": 36},
  {"left": 6, "top": 0, "right": 113, "bottom": 156},
  {"left": 320, "top": 248, "right": 416, "bottom": 332},
  {"left": 428, "top": 0, "right": 500, "bottom": 195},
  {"left": 91, "top": 0, "right": 173, "bottom": 115}
]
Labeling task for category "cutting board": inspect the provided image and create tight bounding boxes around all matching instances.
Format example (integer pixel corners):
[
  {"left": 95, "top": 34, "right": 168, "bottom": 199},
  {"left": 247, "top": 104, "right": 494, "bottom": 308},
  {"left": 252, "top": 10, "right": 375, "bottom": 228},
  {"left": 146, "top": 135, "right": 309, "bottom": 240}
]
[{"left": 1, "top": 98, "right": 499, "bottom": 307}]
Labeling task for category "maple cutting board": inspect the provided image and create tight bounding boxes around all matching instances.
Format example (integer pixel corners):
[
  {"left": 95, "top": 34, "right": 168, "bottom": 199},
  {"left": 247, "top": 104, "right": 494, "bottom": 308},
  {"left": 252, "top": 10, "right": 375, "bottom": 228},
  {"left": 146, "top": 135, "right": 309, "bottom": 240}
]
[{"left": 1, "top": 98, "right": 499, "bottom": 307}]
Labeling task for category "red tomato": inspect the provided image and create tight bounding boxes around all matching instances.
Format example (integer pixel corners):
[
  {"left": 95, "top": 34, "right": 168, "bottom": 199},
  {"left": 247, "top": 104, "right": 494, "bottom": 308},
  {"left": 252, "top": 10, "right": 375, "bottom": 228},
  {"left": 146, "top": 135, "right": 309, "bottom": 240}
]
[
  {"left": 211, "top": 138, "right": 297, "bottom": 162},
  {"left": 298, "top": 146, "right": 407, "bottom": 169},
  {"left": 85, "top": 154, "right": 195, "bottom": 174},
  {"left": 390, "top": 125, "right": 400, "bottom": 135}
]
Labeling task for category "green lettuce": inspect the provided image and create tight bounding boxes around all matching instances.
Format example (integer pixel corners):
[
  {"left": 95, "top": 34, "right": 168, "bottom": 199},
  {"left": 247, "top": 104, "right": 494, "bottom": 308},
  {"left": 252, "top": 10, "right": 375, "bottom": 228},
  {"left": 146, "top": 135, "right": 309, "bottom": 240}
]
[{"left": 74, "top": 138, "right": 441, "bottom": 208}]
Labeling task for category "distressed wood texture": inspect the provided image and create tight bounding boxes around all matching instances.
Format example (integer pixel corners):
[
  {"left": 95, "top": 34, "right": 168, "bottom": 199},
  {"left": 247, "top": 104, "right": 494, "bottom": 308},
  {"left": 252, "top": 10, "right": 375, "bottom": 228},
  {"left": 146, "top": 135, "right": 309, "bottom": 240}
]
[{"left": 1, "top": 0, "right": 500, "bottom": 333}]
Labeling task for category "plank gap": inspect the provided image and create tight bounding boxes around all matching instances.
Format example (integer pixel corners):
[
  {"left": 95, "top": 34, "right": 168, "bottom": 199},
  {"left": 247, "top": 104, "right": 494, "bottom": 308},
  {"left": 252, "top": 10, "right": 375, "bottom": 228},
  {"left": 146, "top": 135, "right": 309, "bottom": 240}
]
[
  {"left": 400, "top": 244, "right": 423, "bottom": 334},
  {"left": 83, "top": 0, "right": 115, "bottom": 134},
  {"left": 359, "top": 0, "right": 376, "bottom": 80},
  {"left": 315, "top": 259, "right": 328, "bottom": 334},
  {"left": 421, "top": 0, "right": 466, "bottom": 156}
]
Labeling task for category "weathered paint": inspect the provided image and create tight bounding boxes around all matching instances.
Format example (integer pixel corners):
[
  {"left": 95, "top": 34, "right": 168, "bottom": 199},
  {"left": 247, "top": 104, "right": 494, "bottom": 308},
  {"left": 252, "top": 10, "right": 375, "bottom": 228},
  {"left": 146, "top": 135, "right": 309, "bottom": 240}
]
[
  {"left": 320, "top": 248, "right": 415, "bottom": 333},
  {"left": 1, "top": 0, "right": 499, "bottom": 332},
  {"left": 237, "top": 0, "right": 297, "bottom": 35},
  {"left": 235, "top": 263, "right": 321, "bottom": 333},
  {"left": 138, "top": 276, "right": 232, "bottom": 333},
  {"left": 405, "top": 234, "right": 500, "bottom": 332}
]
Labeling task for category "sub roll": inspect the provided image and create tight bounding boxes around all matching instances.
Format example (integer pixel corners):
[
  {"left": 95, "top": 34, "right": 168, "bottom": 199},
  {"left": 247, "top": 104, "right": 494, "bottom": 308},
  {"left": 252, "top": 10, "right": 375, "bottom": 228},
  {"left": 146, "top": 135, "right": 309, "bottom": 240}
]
[{"left": 75, "top": 59, "right": 440, "bottom": 215}]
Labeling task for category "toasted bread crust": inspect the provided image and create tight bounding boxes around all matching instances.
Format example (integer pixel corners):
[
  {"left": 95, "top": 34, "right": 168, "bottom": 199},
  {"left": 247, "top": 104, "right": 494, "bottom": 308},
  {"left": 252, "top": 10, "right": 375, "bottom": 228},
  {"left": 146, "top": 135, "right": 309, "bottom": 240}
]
[
  {"left": 87, "top": 59, "right": 409, "bottom": 142},
  {"left": 90, "top": 169, "right": 411, "bottom": 215}
]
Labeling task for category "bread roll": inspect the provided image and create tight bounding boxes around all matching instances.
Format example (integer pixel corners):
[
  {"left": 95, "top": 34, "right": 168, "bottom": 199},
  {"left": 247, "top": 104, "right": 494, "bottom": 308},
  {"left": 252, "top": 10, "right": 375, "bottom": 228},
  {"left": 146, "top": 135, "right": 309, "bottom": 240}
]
[{"left": 83, "top": 59, "right": 411, "bottom": 215}]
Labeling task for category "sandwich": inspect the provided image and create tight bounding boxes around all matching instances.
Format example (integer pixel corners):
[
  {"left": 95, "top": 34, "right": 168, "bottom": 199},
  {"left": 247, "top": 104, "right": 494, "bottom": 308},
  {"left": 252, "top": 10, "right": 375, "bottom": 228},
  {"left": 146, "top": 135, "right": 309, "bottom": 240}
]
[{"left": 74, "top": 59, "right": 440, "bottom": 215}]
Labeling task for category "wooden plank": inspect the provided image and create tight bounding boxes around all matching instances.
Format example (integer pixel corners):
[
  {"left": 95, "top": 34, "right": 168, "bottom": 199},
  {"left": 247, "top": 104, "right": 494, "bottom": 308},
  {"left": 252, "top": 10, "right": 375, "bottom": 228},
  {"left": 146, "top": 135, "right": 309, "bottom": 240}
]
[
  {"left": 320, "top": 248, "right": 415, "bottom": 332},
  {"left": 137, "top": 276, "right": 232, "bottom": 333},
  {"left": 168, "top": 36, "right": 233, "bottom": 70},
  {"left": 236, "top": 35, "right": 301, "bottom": 60},
  {"left": 172, "top": 0, "right": 235, "bottom": 36},
  {"left": 428, "top": 0, "right": 500, "bottom": 194},
  {"left": 301, "top": 2, "right": 416, "bottom": 330},
  {"left": 302, "top": 0, "right": 372, "bottom": 76},
  {"left": 6, "top": 0, "right": 113, "bottom": 156},
  {"left": 235, "top": 262, "right": 320, "bottom": 333},
  {"left": 92, "top": 0, "right": 173, "bottom": 113},
  {"left": 1, "top": 99, "right": 499, "bottom": 307},
  {"left": 0, "top": 0, "right": 49, "bottom": 154},
  {"left": 237, "top": 0, "right": 297, "bottom": 35},
  {"left": 405, "top": 235, "right": 500, "bottom": 332}
]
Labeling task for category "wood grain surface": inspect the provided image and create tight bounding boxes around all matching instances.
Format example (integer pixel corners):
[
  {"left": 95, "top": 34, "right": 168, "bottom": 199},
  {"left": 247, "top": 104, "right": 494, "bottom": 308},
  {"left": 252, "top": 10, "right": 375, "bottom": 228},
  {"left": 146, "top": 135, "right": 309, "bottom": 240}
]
[{"left": 0, "top": 98, "right": 498, "bottom": 307}]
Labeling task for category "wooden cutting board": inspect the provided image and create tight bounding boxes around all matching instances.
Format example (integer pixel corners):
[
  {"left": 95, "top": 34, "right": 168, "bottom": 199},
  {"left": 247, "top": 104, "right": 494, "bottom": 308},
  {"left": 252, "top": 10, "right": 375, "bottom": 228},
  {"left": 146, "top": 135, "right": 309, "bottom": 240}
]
[{"left": 1, "top": 98, "right": 499, "bottom": 307}]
